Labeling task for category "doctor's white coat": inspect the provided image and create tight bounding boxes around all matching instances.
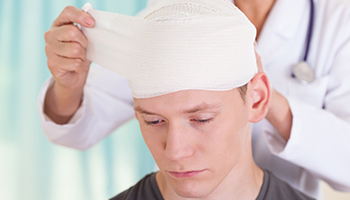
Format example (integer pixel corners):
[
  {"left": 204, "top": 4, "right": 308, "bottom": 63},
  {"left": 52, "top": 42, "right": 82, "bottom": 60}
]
[{"left": 38, "top": 0, "right": 350, "bottom": 198}]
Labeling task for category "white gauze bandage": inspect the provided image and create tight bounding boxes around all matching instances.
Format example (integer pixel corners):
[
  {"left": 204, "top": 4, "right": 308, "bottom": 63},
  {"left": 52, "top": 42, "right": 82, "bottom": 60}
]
[{"left": 80, "top": 0, "right": 257, "bottom": 98}]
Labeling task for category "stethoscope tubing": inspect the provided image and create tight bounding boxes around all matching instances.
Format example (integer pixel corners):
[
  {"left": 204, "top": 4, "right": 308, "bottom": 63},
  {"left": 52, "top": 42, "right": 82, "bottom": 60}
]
[{"left": 303, "top": 0, "right": 315, "bottom": 62}]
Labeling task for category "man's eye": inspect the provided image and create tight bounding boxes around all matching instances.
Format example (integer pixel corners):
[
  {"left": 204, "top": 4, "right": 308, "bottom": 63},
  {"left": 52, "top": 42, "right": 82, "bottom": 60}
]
[
  {"left": 144, "top": 120, "right": 163, "bottom": 125},
  {"left": 191, "top": 118, "right": 214, "bottom": 124}
]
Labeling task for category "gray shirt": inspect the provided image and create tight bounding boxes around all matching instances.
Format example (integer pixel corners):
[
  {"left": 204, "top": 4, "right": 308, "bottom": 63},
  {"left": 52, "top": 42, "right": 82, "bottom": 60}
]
[{"left": 110, "top": 170, "right": 315, "bottom": 200}]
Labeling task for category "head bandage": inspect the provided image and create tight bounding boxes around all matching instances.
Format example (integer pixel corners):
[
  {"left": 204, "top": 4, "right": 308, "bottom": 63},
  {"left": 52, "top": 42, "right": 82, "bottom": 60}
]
[{"left": 80, "top": 0, "right": 257, "bottom": 98}]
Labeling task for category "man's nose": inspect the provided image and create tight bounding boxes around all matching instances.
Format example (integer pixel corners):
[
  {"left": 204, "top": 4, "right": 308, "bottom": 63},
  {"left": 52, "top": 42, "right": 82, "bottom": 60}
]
[{"left": 164, "top": 122, "right": 194, "bottom": 161}]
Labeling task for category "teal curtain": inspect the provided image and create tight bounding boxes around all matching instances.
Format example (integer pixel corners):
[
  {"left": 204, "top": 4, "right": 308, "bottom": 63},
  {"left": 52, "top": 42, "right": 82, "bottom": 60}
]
[{"left": 0, "top": 0, "right": 155, "bottom": 199}]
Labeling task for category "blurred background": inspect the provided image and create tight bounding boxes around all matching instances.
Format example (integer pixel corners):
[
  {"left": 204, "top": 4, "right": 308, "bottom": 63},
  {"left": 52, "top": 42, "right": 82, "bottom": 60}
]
[
  {"left": 0, "top": 0, "right": 155, "bottom": 199},
  {"left": 0, "top": 0, "right": 349, "bottom": 199}
]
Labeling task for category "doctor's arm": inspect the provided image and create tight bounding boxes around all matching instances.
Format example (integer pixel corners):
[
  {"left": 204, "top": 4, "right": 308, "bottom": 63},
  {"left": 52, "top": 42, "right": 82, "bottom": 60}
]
[
  {"left": 40, "top": 6, "right": 135, "bottom": 150},
  {"left": 39, "top": 65, "right": 135, "bottom": 150},
  {"left": 43, "top": 5, "right": 95, "bottom": 125},
  {"left": 262, "top": 43, "right": 350, "bottom": 191}
]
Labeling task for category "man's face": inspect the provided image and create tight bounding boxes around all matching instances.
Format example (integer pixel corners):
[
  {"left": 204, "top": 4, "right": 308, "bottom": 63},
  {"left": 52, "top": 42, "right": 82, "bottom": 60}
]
[{"left": 134, "top": 89, "right": 250, "bottom": 198}]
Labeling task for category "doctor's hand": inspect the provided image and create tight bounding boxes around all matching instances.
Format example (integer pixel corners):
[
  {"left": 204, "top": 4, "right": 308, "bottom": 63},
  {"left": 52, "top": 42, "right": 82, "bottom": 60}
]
[
  {"left": 44, "top": 6, "right": 95, "bottom": 124},
  {"left": 254, "top": 47, "right": 293, "bottom": 142}
]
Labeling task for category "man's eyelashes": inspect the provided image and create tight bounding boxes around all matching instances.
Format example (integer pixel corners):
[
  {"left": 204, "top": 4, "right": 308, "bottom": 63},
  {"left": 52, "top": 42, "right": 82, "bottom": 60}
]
[
  {"left": 144, "top": 119, "right": 164, "bottom": 125},
  {"left": 144, "top": 118, "right": 214, "bottom": 126}
]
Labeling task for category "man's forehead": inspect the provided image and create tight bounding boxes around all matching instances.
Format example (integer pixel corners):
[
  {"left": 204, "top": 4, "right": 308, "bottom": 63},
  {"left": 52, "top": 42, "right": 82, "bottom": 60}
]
[
  {"left": 134, "top": 102, "right": 223, "bottom": 115},
  {"left": 182, "top": 102, "right": 222, "bottom": 113},
  {"left": 133, "top": 89, "right": 242, "bottom": 115}
]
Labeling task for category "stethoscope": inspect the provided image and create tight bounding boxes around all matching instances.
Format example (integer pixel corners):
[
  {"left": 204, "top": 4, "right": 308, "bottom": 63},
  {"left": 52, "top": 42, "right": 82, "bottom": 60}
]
[{"left": 291, "top": 0, "right": 315, "bottom": 84}]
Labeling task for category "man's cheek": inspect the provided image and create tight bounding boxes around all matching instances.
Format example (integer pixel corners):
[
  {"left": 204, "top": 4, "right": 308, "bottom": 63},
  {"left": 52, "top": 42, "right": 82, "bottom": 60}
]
[{"left": 142, "top": 131, "right": 164, "bottom": 153}]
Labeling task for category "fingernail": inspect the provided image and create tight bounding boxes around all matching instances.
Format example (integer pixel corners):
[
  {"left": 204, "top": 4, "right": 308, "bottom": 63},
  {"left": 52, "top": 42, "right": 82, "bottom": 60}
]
[{"left": 85, "top": 17, "right": 94, "bottom": 26}]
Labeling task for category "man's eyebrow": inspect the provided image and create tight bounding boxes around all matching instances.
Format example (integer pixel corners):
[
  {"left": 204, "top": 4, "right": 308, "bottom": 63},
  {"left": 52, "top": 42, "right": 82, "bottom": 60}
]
[
  {"left": 183, "top": 102, "right": 222, "bottom": 114},
  {"left": 134, "top": 106, "right": 157, "bottom": 115},
  {"left": 134, "top": 103, "right": 221, "bottom": 115}
]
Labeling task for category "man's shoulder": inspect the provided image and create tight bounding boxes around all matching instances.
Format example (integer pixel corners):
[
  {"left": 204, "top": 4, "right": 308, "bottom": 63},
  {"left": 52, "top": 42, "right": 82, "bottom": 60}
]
[
  {"left": 109, "top": 173, "right": 163, "bottom": 200},
  {"left": 258, "top": 170, "right": 315, "bottom": 200}
]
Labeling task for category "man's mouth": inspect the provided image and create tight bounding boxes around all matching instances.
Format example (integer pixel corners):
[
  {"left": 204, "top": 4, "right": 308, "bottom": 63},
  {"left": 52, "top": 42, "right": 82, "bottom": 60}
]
[{"left": 167, "top": 169, "right": 206, "bottom": 178}]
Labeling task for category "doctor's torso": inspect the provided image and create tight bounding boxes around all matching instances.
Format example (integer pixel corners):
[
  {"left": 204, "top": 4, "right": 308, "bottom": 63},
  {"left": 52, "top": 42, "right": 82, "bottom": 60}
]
[
  {"left": 251, "top": 0, "right": 350, "bottom": 198},
  {"left": 84, "top": 0, "right": 350, "bottom": 198}
]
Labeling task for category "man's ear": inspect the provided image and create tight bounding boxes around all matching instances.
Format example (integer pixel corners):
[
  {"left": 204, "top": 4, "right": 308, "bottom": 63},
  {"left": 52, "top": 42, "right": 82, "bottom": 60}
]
[{"left": 247, "top": 72, "right": 271, "bottom": 123}]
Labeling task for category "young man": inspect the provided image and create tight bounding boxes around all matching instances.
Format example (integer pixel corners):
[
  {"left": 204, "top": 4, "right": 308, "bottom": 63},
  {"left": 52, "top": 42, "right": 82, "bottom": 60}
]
[
  {"left": 78, "top": 0, "right": 313, "bottom": 199},
  {"left": 111, "top": 75, "right": 313, "bottom": 200}
]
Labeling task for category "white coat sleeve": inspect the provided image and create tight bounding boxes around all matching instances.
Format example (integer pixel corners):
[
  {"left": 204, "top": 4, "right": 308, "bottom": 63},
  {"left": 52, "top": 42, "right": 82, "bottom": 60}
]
[
  {"left": 264, "top": 23, "right": 350, "bottom": 191},
  {"left": 37, "top": 64, "right": 135, "bottom": 150}
]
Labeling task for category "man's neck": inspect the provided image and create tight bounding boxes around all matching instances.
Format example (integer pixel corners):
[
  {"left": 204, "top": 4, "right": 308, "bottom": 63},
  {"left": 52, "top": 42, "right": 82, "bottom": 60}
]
[
  {"left": 156, "top": 127, "right": 264, "bottom": 200},
  {"left": 233, "top": 0, "right": 276, "bottom": 40}
]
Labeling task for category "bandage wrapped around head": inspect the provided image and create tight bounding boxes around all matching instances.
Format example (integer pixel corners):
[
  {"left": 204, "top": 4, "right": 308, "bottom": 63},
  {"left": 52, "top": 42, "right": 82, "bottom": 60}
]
[{"left": 80, "top": 0, "right": 257, "bottom": 98}]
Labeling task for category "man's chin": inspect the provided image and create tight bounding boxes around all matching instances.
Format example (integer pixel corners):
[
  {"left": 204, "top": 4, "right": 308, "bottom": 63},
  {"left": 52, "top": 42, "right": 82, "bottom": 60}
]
[
  {"left": 169, "top": 180, "right": 215, "bottom": 199},
  {"left": 158, "top": 170, "right": 219, "bottom": 199}
]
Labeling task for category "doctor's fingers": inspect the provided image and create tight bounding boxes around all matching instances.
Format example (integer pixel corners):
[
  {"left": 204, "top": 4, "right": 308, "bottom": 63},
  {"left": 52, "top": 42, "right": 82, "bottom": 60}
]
[
  {"left": 45, "top": 25, "right": 88, "bottom": 48},
  {"left": 52, "top": 5, "right": 94, "bottom": 28},
  {"left": 46, "top": 40, "right": 87, "bottom": 61},
  {"left": 47, "top": 51, "right": 90, "bottom": 76}
]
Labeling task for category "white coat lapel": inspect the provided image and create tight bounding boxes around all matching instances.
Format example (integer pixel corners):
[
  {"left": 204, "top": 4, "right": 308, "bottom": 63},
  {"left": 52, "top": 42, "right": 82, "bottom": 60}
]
[{"left": 257, "top": 0, "right": 308, "bottom": 66}]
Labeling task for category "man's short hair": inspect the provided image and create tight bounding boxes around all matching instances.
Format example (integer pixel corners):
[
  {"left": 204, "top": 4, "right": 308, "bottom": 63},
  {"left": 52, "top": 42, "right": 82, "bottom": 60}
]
[{"left": 238, "top": 84, "right": 248, "bottom": 102}]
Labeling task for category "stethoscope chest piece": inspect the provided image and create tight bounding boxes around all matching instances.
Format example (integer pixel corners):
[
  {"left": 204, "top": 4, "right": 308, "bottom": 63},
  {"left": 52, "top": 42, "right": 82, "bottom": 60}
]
[
  {"left": 291, "top": 0, "right": 315, "bottom": 85},
  {"left": 292, "top": 61, "right": 315, "bottom": 84}
]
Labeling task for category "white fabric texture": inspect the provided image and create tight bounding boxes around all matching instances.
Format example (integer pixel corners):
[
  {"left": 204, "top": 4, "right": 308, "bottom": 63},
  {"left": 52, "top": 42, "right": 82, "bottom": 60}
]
[
  {"left": 79, "top": 0, "right": 257, "bottom": 98},
  {"left": 38, "top": 0, "right": 350, "bottom": 198}
]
